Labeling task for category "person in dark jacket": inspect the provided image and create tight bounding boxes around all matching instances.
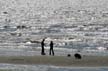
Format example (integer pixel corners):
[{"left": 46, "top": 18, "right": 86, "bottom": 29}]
[
  {"left": 49, "top": 41, "right": 54, "bottom": 56},
  {"left": 41, "top": 39, "right": 46, "bottom": 55}
]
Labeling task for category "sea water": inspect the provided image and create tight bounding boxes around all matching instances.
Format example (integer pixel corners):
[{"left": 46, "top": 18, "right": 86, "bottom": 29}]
[{"left": 0, "top": 63, "right": 108, "bottom": 71}]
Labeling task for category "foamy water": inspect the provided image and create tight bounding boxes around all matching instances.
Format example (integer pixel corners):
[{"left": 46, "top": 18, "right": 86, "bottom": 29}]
[{"left": 0, "top": 63, "right": 107, "bottom": 71}]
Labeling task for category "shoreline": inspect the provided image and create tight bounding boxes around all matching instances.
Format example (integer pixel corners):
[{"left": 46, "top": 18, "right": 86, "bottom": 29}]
[
  {"left": 0, "top": 63, "right": 108, "bottom": 68},
  {"left": 0, "top": 55, "right": 108, "bottom": 67}
]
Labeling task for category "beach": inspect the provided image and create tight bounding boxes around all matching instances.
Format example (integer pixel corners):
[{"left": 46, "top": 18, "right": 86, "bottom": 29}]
[
  {"left": 0, "top": 46, "right": 107, "bottom": 67},
  {"left": 0, "top": 55, "right": 107, "bottom": 67},
  {"left": 0, "top": 45, "right": 108, "bottom": 71}
]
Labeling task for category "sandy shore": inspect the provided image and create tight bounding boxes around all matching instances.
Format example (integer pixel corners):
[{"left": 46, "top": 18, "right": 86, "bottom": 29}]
[
  {"left": 0, "top": 55, "right": 108, "bottom": 67},
  {"left": 0, "top": 47, "right": 108, "bottom": 67}
]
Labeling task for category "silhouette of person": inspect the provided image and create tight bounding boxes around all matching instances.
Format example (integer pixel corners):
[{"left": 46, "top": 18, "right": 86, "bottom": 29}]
[
  {"left": 49, "top": 41, "right": 54, "bottom": 56},
  {"left": 41, "top": 39, "right": 46, "bottom": 55}
]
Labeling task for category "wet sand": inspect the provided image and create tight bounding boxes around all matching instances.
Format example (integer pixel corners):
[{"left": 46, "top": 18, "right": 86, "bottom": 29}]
[
  {"left": 0, "top": 47, "right": 108, "bottom": 67},
  {"left": 0, "top": 55, "right": 108, "bottom": 67}
]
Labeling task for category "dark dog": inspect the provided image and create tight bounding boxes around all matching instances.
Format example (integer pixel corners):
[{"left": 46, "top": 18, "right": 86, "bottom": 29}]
[
  {"left": 74, "top": 53, "right": 82, "bottom": 59},
  {"left": 67, "top": 54, "right": 71, "bottom": 57}
]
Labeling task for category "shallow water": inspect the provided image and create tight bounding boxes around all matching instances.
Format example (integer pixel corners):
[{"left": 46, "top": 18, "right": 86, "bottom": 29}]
[
  {"left": 0, "top": 47, "right": 108, "bottom": 56},
  {"left": 0, "top": 63, "right": 108, "bottom": 71}
]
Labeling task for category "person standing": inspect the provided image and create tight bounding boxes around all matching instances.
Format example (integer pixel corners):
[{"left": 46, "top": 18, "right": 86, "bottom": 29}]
[
  {"left": 49, "top": 41, "right": 54, "bottom": 56},
  {"left": 41, "top": 39, "right": 46, "bottom": 55}
]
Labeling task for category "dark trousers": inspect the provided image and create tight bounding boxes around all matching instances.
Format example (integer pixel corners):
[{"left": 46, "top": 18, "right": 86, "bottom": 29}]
[
  {"left": 49, "top": 48, "right": 54, "bottom": 56},
  {"left": 41, "top": 46, "right": 45, "bottom": 55}
]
